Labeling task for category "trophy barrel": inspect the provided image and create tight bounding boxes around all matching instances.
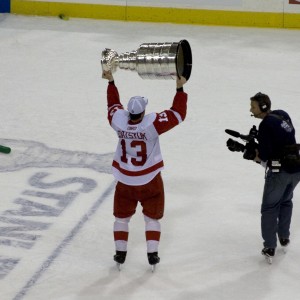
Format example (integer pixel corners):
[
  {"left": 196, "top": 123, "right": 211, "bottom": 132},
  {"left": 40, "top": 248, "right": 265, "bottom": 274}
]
[{"left": 136, "top": 40, "right": 192, "bottom": 80}]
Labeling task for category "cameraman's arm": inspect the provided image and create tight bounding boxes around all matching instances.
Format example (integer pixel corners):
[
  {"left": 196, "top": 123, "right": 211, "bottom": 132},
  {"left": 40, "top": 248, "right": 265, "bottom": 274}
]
[
  {"left": 254, "top": 149, "right": 267, "bottom": 167},
  {"left": 254, "top": 124, "right": 273, "bottom": 167},
  {"left": 243, "top": 140, "right": 258, "bottom": 160},
  {"left": 256, "top": 124, "right": 273, "bottom": 162}
]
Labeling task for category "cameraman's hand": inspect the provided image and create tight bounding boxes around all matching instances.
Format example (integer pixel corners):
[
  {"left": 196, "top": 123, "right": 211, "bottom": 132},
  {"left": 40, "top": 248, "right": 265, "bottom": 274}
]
[
  {"left": 102, "top": 70, "right": 114, "bottom": 82},
  {"left": 253, "top": 149, "right": 261, "bottom": 163},
  {"left": 243, "top": 141, "right": 258, "bottom": 160},
  {"left": 249, "top": 126, "right": 258, "bottom": 137}
]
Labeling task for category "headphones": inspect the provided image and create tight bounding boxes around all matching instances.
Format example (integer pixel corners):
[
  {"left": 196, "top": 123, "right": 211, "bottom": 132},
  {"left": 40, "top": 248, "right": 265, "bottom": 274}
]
[
  {"left": 259, "top": 102, "right": 269, "bottom": 112},
  {"left": 253, "top": 92, "right": 270, "bottom": 112}
]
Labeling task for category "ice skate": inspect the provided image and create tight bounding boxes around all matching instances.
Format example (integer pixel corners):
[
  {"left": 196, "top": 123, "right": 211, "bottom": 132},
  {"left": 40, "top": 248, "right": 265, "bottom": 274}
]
[
  {"left": 279, "top": 238, "right": 290, "bottom": 253},
  {"left": 114, "top": 251, "right": 127, "bottom": 271},
  {"left": 261, "top": 247, "right": 275, "bottom": 264},
  {"left": 147, "top": 252, "right": 160, "bottom": 272}
]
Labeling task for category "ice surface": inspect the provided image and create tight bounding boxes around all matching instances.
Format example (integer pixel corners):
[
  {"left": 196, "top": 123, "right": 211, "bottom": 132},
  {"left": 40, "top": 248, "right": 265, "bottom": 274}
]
[{"left": 1, "top": 13, "right": 300, "bottom": 300}]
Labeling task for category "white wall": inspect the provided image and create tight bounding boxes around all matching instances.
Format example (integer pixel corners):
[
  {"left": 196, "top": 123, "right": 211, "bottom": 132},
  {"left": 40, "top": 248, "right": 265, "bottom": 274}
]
[
  {"left": 285, "top": 0, "right": 300, "bottom": 12},
  {"left": 127, "top": 0, "right": 244, "bottom": 10}
]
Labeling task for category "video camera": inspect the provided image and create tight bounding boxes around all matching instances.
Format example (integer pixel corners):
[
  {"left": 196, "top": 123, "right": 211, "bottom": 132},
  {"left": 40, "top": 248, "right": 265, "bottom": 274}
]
[{"left": 225, "top": 125, "right": 258, "bottom": 160}]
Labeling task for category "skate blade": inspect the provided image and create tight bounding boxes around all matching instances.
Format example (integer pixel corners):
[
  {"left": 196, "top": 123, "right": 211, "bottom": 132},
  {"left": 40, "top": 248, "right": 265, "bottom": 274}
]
[
  {"left": 151, "top": 265, "right": 156, "bottom": 272},
  {"left": 282, "top": 246, "right": 288, "bottom": 254},
  {"left": 264, "top": 255, "right": 273, "bottom": 264},
  {"left": 116, "top": 263, "right": 122, "bottom": 271}
]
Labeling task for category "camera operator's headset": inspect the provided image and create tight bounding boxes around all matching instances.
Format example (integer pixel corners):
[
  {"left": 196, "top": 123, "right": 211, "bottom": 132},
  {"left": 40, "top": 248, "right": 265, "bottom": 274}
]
[{"left": 254, "top": 92, "right": 270, "bottom": 112}]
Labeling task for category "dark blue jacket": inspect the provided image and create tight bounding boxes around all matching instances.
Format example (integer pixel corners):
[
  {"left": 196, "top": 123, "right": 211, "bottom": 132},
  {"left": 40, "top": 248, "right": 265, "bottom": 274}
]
[{"left": 258, "top": 110, "right": 300, "bottom": 172}]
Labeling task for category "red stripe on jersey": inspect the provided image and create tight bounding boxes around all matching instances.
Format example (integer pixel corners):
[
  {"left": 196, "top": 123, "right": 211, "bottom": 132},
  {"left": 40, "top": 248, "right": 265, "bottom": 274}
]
[
  {"left": 107, "top": 82, "right": 121, "bottom": 107},
  {"left": 153, "top": 91, "right": 187, "bottom": 135},
  {"left": 171, "top": 91, "right": 187, "bottom": 121},
  {"left": 153, "top": 111, "right": 179, "bottom": 135},
  {"left": 107, "top": 82, "right": 124, "bottom": 124},
  {"left": 112, "top": 160, "right": 164, "bottom": 176}
]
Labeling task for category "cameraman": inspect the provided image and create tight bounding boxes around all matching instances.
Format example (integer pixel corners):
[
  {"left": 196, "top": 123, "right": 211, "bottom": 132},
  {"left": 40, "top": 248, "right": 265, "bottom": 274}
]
[{"left": 250, "top": 92, "right": 300, "bottom": 261}]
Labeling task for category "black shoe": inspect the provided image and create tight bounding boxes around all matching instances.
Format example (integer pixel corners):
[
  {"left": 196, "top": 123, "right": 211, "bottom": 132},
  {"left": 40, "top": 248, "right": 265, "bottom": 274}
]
[
  {"left": 114, "top": 251, "right": 127, "bottom": 264},
  {"left": 147, "top": 252, "right": 160, "bottom": 265},
  {"left": 261, "top": 247, "right": 275, "bottom": 257},
  {"left": 279, "top": 238, "right": 290, "bottom": 247}
]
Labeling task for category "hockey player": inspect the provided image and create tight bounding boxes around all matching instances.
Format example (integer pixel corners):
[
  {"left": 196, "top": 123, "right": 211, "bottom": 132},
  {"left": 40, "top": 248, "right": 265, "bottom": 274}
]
[
  {"left": 102, "top": 70, "right": 188, "bottom": 269},
  {"left": 250, "top": 92, "right": 300, "bottom": 263}
]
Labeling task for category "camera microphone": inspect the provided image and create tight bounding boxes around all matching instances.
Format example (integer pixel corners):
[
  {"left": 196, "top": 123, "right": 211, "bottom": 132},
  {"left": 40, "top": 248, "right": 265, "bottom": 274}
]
[{"left": 225, "top": 129, "right": 240, "bottom": 138}]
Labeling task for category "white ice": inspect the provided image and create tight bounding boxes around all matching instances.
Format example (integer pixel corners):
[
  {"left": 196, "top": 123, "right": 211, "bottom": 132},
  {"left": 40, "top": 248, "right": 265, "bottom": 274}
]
[{"left": 1, "top": 13, "right": 300, "bottom": 300}]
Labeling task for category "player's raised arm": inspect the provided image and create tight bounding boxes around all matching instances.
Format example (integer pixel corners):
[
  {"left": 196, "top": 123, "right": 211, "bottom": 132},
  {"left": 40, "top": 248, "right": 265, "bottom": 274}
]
[{"left": 103, "top": 70, "right": 123, "bottom": 124}]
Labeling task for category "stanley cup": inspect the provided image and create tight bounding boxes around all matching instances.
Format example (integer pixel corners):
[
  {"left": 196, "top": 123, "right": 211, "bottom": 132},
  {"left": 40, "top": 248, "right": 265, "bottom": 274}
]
[{"left": 101, "top": 40, "right": 192, "bottom": 80}]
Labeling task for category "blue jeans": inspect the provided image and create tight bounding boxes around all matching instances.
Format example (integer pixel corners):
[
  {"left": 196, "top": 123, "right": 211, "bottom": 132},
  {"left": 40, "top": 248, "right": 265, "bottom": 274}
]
[{"left": 261, "top": 170, "right": 300, "bottom": 248}]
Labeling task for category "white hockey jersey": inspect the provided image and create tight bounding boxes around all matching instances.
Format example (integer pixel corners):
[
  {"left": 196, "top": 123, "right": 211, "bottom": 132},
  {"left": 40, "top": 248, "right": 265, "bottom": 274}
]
[{"left": 107, "top": 82, "right": 187, "bottom": 186}]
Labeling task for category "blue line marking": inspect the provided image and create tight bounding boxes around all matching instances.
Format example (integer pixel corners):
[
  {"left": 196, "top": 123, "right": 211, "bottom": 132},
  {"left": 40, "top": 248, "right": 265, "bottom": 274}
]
[{"left": 13, "top": 181, "right": 115, "bottom": 300}]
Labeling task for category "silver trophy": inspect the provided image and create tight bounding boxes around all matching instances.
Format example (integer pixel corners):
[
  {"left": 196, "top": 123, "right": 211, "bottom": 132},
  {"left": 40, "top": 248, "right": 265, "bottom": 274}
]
[{"left": 101, "top": 40, "right": 192, "bottom": 80}]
